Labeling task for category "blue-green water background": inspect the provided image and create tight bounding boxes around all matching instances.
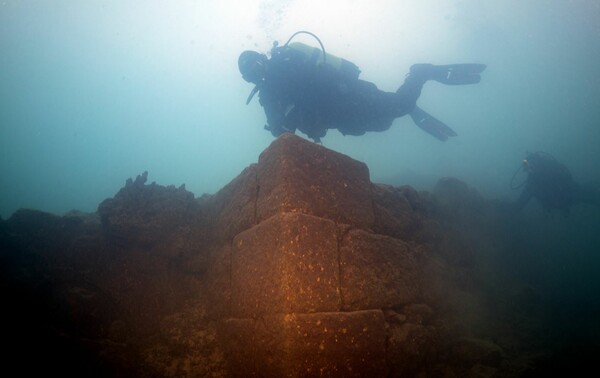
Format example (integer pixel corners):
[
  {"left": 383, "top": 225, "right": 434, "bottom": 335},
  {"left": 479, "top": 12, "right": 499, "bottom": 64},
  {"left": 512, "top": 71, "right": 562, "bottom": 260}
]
[
  {"left": 2, "top": 1, "right": 600, "bottom": 364},
  {"left": 1, "top": 0, "right": 599, "bottom": 217}
]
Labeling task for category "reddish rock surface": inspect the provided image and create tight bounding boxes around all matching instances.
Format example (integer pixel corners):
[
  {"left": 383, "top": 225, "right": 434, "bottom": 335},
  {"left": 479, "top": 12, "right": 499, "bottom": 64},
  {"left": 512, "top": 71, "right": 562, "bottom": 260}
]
[{"left": 2, "top": 133, "right": 596, "bottom": 376}]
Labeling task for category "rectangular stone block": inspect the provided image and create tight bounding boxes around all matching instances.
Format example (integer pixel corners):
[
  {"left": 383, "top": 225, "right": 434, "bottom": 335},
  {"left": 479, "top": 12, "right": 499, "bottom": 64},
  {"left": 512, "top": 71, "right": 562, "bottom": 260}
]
[
  {"left": 340, "top": 229, "right": 423, "bottom": 311},
  {"left": 219, "top": 310, "right": 387, "bottom": 377},
  {"left": 231, "top": 212, "right": 341, "bottom": 318},
  {"left": 218, "top": 316, "right": 287, "bottom": 377},
  {"left": 283, "top": 310, "right": 388, "bottom": 377},
  {"left": 256, "top": 134, "right": 374, "bottom": 230}
]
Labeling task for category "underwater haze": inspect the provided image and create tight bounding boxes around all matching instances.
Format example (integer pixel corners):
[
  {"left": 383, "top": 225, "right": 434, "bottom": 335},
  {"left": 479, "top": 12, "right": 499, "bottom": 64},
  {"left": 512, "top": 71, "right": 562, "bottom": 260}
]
[{"left": 1, "top": 0, "right": 600, "bottom": 218}]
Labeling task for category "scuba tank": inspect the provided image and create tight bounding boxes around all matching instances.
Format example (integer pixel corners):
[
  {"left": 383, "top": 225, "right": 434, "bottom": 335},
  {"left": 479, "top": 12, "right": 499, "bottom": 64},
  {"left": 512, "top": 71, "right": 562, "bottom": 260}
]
[
  {"left": 277, "top": 31, "right": 361, "bottom": 81},
  {"left": 246, "top": 31, "right": 361, "bottom": 105},
  {"left": 287, "top": 41, "right": 361, "bottom": 81}
]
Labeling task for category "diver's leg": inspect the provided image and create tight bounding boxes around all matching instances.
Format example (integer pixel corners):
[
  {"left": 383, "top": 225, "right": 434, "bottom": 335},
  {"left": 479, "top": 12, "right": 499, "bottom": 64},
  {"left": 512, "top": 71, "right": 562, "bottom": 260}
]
[
  {"left": 395, "top": 63, "right": 487, "bottom": 110},
  {"left": 395, "top": 73, "right": 427, "bottom": 116},
  {"left": 331, "top": 80, "right": 397, "bottom": 134},
  {"left": 393, "top": 64, "right": 486, "bottom": 141}
]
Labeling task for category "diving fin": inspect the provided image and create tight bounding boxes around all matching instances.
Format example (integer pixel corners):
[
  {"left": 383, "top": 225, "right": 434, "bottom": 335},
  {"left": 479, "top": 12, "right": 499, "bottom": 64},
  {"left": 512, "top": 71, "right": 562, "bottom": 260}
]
[
  {"left": 433, "top": 64, "right": 487, "bottom": 85},
  {"left": 409, "top": 106, "right": 457, "bottom": 141}
]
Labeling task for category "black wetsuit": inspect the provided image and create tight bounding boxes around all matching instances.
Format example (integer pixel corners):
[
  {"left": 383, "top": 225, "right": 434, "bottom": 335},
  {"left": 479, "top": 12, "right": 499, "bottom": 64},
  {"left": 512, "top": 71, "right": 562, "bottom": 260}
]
[{"left": 258, "top": 45, "right": 427, "bottom": 142}]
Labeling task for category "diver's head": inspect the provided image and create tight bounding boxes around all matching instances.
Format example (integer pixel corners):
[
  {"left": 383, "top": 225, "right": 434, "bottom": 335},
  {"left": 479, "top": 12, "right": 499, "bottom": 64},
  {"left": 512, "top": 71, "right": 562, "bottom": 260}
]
[
  {"left": 238, "top": 50, "right": 268, "bottom": 84},
  {"left": 523, "top": 151, "right": 549, "bottom": 173}
]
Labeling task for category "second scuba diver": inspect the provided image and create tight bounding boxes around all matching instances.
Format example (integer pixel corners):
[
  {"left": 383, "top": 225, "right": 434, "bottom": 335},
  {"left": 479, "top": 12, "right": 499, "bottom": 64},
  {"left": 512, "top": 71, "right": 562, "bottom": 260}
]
[{"left": 512, "top": 151, "right": 600, "bottom": 216}]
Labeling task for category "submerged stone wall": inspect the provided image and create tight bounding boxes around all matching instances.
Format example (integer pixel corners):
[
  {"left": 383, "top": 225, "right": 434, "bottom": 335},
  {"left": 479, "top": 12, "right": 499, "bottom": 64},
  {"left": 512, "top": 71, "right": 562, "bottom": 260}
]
[
  {"left": 2, "top": 133, "right": 532, "bottom": 377},
  {"left": 205, "top": 134, "right": 439, "bottom": 376}
]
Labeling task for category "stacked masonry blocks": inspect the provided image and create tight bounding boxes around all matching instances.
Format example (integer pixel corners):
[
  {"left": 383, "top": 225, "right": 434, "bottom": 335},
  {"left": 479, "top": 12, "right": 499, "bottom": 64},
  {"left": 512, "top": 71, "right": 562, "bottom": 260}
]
[{"left": 210, "top": 134, "right": 425, "bottom": 377}]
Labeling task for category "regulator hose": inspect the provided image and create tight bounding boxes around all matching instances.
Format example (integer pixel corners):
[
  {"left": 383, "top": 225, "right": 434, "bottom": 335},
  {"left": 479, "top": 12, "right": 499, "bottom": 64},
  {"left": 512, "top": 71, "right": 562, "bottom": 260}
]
[{"left": 283, "top": 30, "right": 327, "bottom": 65}]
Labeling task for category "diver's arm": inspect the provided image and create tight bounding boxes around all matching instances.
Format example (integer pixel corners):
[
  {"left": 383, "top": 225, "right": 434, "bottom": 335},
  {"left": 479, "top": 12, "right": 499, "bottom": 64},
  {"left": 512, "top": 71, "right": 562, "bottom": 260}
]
[
  {"left": 259, "top": 90, "right": 295, "bottom": 137},
  {"left": 260, "top": 94, "right": 285, "bottom": 136},
  {"left": 258, "top": 46, "right": 306, "bottom": 137}
]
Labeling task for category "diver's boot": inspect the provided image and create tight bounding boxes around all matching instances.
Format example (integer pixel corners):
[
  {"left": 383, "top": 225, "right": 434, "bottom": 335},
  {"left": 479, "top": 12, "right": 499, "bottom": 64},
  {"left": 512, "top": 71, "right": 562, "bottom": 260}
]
[{"left": 409, "top": 63, "right": 487, "bottom": 85}]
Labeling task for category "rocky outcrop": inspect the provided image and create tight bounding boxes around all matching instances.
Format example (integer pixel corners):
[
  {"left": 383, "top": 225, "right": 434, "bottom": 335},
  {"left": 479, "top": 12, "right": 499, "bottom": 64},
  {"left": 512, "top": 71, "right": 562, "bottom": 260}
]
[
  {"left": 0, "top": 134, "right": 486, "bottom": 376},
  {"left": 1, "top": 179, "right": 219, "bottom": 376},
  {"left": 5, "top": 133, "right": 595, "bottom": 376},
  {"left": 199, "top": 134, "right": 445, "bottom": 376}
]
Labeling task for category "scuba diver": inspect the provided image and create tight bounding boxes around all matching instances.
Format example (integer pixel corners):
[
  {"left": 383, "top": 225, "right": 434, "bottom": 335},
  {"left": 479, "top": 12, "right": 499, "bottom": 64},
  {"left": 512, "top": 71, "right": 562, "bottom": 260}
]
[
  {"left": 238, "top": 31, "right": 487, "bottom": 143},
  {"left": 511, "top": 151, "right": 599, "bottom": 215}
]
